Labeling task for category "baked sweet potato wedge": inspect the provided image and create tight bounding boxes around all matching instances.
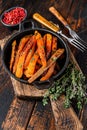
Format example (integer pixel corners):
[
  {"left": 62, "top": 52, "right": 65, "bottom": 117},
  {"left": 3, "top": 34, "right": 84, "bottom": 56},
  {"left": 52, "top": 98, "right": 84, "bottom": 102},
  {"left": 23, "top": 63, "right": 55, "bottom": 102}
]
[
  {"left": 52, "top": 36, "right": 58, "bottom": 53},
  {"left": 40, "top": 36, "right": 57, "bottom": 81},
  {"left": 13, "top": 35, "right": 31, "bottom": 74},
  {"left": 40, "top": 62, "right": 56, "bottom": 81},
  {"left": 24, "top": 41, "right": 36, "bottom": 69},
  {"left": 46, "top": 33, "right": 52, "bottom": 59},
  {"left": 37, "top": 37, "right": 47, "bottom": 67},
  {"left": 24, "top": 50, "right": 39, "bottom": 78},
  {"left": 34, "top": 30, "right": 47, "bottom": 67},
  {"left": 15, "top": 35, "right": 36, "bottom": 78},
  {"left": 34, "top": 30, "right": 41, "bottom": 40},
  {"left": 10, "top": 40, "right": 17, "bottom": 72}
]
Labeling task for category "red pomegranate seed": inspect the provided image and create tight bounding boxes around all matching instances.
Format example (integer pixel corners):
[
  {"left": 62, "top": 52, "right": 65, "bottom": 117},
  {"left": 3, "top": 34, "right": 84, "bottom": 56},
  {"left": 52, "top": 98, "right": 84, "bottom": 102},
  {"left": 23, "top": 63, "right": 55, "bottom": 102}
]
[{"left": 2, "top": 7, "right": 26, "bottom": 25}]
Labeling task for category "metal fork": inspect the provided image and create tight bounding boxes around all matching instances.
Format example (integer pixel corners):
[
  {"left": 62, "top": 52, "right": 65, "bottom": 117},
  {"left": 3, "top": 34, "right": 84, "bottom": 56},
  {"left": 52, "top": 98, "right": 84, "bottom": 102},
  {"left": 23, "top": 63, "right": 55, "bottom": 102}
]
[
  {"left": 57, "top": 31, "right": 86, "bottom": 52},
  {"left": 66, "top": 25, "right": 87, "bottom": 46},
  {"left": 49, "top": 7, "right": 87, "bottom": 49},
  {"left": 33, "top": 13, "right": 87, "bottom": 52}
]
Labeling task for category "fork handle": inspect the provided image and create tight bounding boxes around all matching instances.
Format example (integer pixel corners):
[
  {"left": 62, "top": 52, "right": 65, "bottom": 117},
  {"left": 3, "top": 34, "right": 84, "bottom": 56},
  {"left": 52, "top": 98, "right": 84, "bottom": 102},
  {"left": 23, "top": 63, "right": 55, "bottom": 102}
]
[
  {"left": 49, "top": 6, "right": 68, "bottom": 26},
  {"left": 33, "top": 13, "right": 60, "bottom": 32}
]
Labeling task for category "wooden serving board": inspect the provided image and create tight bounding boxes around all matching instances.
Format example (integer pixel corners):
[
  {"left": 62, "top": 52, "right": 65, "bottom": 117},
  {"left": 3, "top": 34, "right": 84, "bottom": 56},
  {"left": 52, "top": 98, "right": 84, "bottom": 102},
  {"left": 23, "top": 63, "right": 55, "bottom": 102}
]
[
  {"left": 11, "top": 77, "right": 47, "bottom": 98},
  {"left": 10, "top": 59, "right": 83, "bottom": 128},
  {"left": 50, "top": 96, "right": 83, "bottom": 130},
  {"left": 10, "top": 47, "right": 81, "bottom": 98},
  {"left": 1, "top": 35, "right": 83, "bottom": 130},
  {"left": 0, "top": 32, "right": 81, "bottom": 98}
]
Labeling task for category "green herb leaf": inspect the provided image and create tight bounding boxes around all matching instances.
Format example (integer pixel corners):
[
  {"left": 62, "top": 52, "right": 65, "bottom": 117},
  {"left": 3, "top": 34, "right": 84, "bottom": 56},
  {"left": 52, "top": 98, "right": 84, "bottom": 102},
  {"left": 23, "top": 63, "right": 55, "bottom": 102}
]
[{"left": 42, "top": 63, "right": 87, "bottom": 110}]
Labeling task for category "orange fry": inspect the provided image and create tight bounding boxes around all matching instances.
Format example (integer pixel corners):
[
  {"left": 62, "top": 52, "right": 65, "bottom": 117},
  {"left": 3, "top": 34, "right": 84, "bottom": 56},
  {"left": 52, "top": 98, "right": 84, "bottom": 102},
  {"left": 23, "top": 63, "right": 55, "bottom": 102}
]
[
  {"left": 46, "top": 33, "right": 52, "bottom": 59},
  {"left": 37, "top": 37, "right": 46, "bottom": 67},
  {"left": 15, "top": 35, "right": 36, "bottom": 78},
  {"left": 10, "top": 40, "right": 17, "bottom": 71},
  {"left": 52, "top": 36, "right": 57, "bottom": 54},
  {"left": 40, "top": 62, "right": 56, "bottom": 81},
  {"left": 34, "top": 30, "right": 41, "bottom": 40},
  {"left": 34, "top": 30, "right": 47, "bottom": 66},
  {"left": 17, "top": 35, "right": 32, "bottom": 53},
  {"left": 21, "top": 35, "right": 36, "bottom": 54},
  {"left": 13, "top": 35, "right": 31, "bottom": 73},
  {"left": 24, "top": 41, "right": 36, "bottom": 69},
  {"left": 40, "top": 36, "right": 57, "bottom": 81},
  {"left": 15, "top": 52, "right": 26, "bottom": 78},
  {"left": 24, "top": 50, "right": 39, "bottom": 78}
]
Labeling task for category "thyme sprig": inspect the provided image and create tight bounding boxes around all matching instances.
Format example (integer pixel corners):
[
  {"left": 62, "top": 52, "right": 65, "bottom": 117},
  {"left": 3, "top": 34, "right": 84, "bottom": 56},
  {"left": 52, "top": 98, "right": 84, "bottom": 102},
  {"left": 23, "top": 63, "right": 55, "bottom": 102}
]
[{"left": 42, "top": 63, "right": 87, "bottom": 110}]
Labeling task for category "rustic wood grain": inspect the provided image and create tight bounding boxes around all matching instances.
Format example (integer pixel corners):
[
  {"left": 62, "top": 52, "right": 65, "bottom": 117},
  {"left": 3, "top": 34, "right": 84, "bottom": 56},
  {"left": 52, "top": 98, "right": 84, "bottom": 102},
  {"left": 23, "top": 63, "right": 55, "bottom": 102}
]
[
  {"left": 81, "top": 105, "right": 87, "bottom": 130},
  {"left": 27, "top": 101, "right": 56, "bottom": 130},
  {"left": 11, "top": 78, "right": 47, "bottom": 98},
  {"left": 49, "top": 48, "right": 83, "bottom": 130},
  {"left": 40, "top": 44, "right": 85, "bottom": 130},
  {"left": 50, "top": 96, "right": 83, "bottom": 130},
  {"left": 2, "top": 98, "right": 36, "bottom": 130},
  {"left": 0, "top": 82, "right": 14, "bottom": 130}
]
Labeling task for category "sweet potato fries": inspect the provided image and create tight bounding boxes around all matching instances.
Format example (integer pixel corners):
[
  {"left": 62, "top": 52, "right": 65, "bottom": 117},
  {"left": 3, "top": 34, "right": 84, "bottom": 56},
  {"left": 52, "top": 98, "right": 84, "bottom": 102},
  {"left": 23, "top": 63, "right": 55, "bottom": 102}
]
[{"left": 9, "top": 30, "right": 65, "bottom": 82}]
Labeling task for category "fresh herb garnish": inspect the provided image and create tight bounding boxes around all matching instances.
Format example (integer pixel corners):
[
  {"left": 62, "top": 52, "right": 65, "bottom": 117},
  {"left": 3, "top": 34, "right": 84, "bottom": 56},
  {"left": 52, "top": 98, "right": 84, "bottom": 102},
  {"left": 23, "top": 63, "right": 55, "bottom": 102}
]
[{"left": 42, "top": 63, "right": 87, "bottom": 110}]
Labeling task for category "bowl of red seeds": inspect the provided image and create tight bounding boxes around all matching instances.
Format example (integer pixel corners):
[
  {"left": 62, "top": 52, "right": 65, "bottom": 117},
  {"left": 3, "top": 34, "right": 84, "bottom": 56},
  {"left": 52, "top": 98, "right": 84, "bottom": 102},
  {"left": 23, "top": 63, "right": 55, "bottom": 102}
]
[{"left": 0, "top": 7, "right": 27, "bottom": 28}]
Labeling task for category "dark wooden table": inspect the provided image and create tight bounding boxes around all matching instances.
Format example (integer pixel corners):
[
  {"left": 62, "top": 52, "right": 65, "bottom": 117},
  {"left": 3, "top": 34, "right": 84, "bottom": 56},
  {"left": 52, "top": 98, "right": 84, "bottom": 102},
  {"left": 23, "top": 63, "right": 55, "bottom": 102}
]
[{"left": 0, "top": 0, "right": 87, "bottom": 130}]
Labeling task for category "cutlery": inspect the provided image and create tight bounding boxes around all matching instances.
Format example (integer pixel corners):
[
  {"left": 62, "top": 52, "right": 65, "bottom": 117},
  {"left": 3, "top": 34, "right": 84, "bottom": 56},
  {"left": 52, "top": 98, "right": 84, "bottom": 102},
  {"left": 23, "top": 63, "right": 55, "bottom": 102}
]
[
  {"left": 49, "top": 6, "right": 87, "bottom": 47},
  {"left": 33, "top": 13, "right": 87, "bottom": 52}
]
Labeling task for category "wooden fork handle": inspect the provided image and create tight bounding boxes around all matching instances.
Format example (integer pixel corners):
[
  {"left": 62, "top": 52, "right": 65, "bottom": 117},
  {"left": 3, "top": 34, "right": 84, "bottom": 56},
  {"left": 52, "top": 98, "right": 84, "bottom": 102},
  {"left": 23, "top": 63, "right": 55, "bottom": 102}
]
[
  {"left": 33, "top": 13, "right": 60, "bottom": 32},
  {"left": 49, "top": 6, "right": 68, "bottom": 26}
]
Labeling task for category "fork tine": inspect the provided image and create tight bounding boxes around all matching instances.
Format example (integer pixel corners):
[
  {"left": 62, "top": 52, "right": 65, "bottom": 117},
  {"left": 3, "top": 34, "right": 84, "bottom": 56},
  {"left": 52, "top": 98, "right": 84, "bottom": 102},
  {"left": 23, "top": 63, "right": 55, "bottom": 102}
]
[
  {"left": 71, "top": 40, "right": 85, "bottom": 52},
  {"left": 66, "top": 26, "right": 87, "bottom": 48},
  {"left": 73, "top": 38, "right": 87, "bottom": 50},
  {"left": 58, "top": 31, "right": 86, "bottom": 51},
  {"left": 73, "top": 34, "right": 87, "bottom": 47},
  {"left": 73, "top": 39, "right": 86, "bottom": 50},
  {"left": 71, "top": 42, "right": 84, "bottom": 52}
]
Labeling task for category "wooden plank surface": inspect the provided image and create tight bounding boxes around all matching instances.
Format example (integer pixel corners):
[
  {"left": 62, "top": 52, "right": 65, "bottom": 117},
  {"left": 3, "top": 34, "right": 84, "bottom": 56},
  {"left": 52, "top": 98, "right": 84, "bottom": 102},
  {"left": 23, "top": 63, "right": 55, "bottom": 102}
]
[
  {"left": 0, "top": 43, "right": 14, "bottom": 130},
  {"left": 27, "top": 101, "right": 56, "bottom": 130},
  {"left": 2, "top": 98, "right": 36, "bottom": 130},
  {"left": 81, "top": 105, "right": 87, "bottom": 130},
  {"left": 11, "top": 78, "right": 47, "bottom": 98},
  {"left": 48, "top": 48, "right": 84, "bottom": 130},
  {"left": 0, "top": 83, "right": 14, "bottom": 130},
  {"left": 50, "top": 96, "right": 83, "bottom": 130}
]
